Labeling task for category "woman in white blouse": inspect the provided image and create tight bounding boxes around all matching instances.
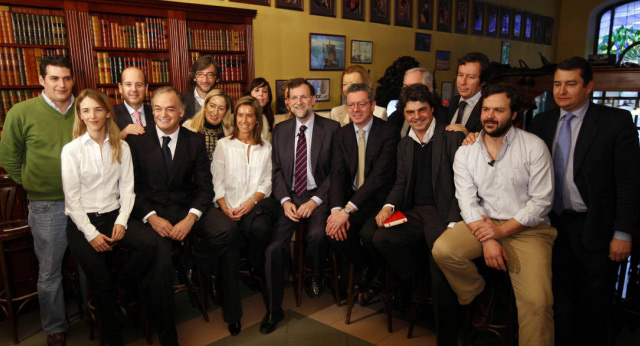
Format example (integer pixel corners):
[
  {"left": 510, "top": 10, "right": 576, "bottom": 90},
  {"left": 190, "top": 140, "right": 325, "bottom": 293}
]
[
  {"left": 212, "top": 96, "right": 278, "bottom": 275},
  {"left": 61, "top": 89, "right": 157, "bottom": 346}
]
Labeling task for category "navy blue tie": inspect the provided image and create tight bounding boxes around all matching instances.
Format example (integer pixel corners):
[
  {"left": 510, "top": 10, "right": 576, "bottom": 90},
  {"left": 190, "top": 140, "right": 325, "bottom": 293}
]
[
  {"left": 552, "top": 113, "right": 575, "bottom": 215},
  {"left": 162, "top": 136, "right": 172, "bottom": 175}
]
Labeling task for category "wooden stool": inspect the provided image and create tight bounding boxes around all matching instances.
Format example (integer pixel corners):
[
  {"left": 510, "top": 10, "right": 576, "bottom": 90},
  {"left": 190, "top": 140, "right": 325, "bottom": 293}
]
[
  {"left": 344, "top": 262, "right": 393, "bottom": 333},
  {"left": 173, "top": 237, "right": 210, "bottom": 322}
]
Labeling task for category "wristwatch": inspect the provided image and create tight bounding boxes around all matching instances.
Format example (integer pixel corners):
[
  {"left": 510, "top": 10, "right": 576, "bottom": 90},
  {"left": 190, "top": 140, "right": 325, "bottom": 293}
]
[
  {"left": 250, "top": 197, "right": 258, "bottom": 205},
  {"left": 342, "top": 206, "right": 352, "bottom": 215}
]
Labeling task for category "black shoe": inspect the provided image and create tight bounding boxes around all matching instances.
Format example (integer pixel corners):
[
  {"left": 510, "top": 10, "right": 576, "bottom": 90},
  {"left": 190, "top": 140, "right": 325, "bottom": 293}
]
[
  {"left": 228, "top": 321, "right": 241, "bottom": 336},
  {"left": 311, "top": 277, "right": 325, "bottom": 297},
  {"left": 472, "top": 282, "right": 495, "bottom": 329},
  {"left": 354, "top": 267, "right": 370, "bottom": 292},
  {"left": 208, "top": 274, "right": 219, "bottom": 303},
  {"left": 366, "top": 269, "right": 385, "bottom": 297},
  {"left": 259, "top": 310, "right": 285, "bottom": 334},
  {"left": 184, "top": 267, "right": 200, "bottom": 291}
]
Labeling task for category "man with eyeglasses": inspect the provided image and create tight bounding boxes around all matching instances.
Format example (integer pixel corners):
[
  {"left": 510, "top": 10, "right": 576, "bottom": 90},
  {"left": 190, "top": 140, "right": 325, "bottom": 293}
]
[
  {"left": 260, "top": 78, "right": 340, "bottom": 334},
  {"left": 183, "top": 55, "right": 220, "bottom": 120},
  {"left": 327, "top": 83, "right": 399, "bottom": 302}
]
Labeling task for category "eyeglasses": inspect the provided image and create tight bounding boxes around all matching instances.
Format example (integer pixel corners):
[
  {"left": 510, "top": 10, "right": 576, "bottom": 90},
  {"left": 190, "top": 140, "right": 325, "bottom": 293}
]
[
  {"left": 196, "top": 72, "right": 216, "bottom": 79},
  {"left": 346, "top": 101, "right": 371, "bottom": 109},
  {"left": 288, "top": 95, "right": 310, "bottom": 103}
]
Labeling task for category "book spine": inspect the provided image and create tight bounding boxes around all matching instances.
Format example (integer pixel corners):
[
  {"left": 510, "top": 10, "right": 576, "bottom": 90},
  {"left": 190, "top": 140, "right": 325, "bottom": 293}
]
[
  {"left": 0, "top": 48, "right": 5, "bottom": 85},
  {"left": 162, "top": 19, "right": 168, "bottom": 49},
  {"left": 101, "top": 18, "right": 109, "bottom": 48},
  {"left": 16, "top": 47, "right": 25, "bottom": 85},
  {"left": 10, "top": 47, "right": 18, "bottom": 86}
]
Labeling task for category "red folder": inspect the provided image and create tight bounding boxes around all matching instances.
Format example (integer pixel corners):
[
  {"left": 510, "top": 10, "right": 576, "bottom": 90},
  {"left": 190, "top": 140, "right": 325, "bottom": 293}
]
[{"left": 383, "top": 211, "right": 408, "bottom": 228}]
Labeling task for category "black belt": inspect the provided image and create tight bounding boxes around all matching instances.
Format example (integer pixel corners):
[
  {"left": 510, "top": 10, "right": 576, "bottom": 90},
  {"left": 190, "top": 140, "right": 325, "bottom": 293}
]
[{"left": 87, "top": 209, "right": 119, "bottom": 218}]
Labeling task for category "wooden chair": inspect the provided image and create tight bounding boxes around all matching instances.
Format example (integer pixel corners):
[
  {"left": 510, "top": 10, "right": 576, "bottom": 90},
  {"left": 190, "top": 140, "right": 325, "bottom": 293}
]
[{"left": 344, "top": 261, "right": 393, "bottom": 333}]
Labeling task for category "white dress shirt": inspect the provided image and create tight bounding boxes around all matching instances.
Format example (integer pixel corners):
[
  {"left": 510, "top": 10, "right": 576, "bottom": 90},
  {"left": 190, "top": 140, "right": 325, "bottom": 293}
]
[
  {"left": 194, "top": 88, "right": 204, "bottom": 107},
  {"left": 42, "top": 92, "right": 75, "bottom": 114},
  {"left": 212, "top": 137, "right": 272, "bottom": 209},
  {"left": 61, "top": 133, "right": 135, "bottom": 242},
  {"left": 124, "top": 101, "right": 147, "bottom": 127},
  {"left": 454, "top": 127, "right": 554, "bottom": 227},
  {"left": 450, "top": 91, "right": 481, "bottom": 126}
]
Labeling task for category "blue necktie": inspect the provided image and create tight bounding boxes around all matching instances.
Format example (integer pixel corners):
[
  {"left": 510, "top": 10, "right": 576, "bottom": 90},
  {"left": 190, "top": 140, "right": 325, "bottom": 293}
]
[
  {"left": 162, "top": 136, "right": 172, "bottom": 175},
  {"left": 552, "top": 113, "right": 575, "bottom": 215}
]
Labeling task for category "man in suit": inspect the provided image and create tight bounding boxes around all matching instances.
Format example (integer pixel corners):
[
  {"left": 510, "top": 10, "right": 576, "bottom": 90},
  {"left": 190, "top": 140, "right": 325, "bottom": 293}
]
[
  {"left": 260, "top": 78, "right": 340, "bottom": 334},
  {"left": 115, "top": 67, "right": 154, "bottom": 139},
  {"left": 528, "top": 57, "right": 640, "bottom": 346},
  {"left": 183, "top": 55, "right": 220, "bottom": 121},
  {"left": 127, "top": 87, "right": 242, "bottom": 344},
  {"left": 443, "top": 52, "right": 488, "bottom": 135},
  {"left": 387, "top": 67, "right": 434, "bottom": 137},
  {"left": 326, "top": 83, "right": 400, "bottom": 297},
  {"left": 372, "top": 84, "right": 464, "bottom": 346}
]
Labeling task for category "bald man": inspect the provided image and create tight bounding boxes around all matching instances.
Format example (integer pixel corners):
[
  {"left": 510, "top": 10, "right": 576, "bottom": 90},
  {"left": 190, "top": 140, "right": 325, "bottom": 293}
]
[{"left": 115, "top": 67, "right": 154, "bottom": 139}]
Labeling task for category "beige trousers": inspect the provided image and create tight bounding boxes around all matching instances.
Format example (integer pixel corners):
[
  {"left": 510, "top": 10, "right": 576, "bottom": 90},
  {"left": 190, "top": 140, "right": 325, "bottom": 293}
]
[{"left": 432, "top": 220, "right": 557, "bottom": 346}]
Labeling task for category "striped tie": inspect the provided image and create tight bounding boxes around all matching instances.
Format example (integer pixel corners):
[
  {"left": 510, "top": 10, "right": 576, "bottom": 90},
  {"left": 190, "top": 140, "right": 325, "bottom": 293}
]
[{"left": 294, "top": 125, "right": 308, "bottom": 196}]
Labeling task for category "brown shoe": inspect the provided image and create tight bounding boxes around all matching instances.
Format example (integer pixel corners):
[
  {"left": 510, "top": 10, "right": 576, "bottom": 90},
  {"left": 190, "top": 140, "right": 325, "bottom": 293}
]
[{"left": 47, "top": 332, "right": 65, "bottom": 346}]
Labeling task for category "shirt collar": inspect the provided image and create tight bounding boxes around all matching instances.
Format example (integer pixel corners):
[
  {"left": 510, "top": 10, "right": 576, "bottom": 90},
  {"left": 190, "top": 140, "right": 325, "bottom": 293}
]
[
  {"left": 124, "top": 101, "right": 144, "bottom": 115},
  {"left": 41, "top": 92, "right": 75, "bottom": 114},
  {"left": 156, "top": 125, "right": 180, "bottom": 143},
  {"left": 560, "top": 101, "right": 589, "bottom": 121},
  {"left": 408, "top": 118, "right": 437, "bottom": 144},
  {"left": 461, "top": 90, "right": 482, "bottom": 109},
  {"left": 477, "top": 126, "right": 517, "bottom": 156},
  {"left": 353, "top": 116, "right": 374, "bottom": 135},
  {"left": 296, "top": 113, "right": 315, "bottom": 133},
  {"left": 80, "top": 131, "right": 109, "bottom": 145},
  {"left": 194, "top": 88, "right": 204, "bottom": 106}
]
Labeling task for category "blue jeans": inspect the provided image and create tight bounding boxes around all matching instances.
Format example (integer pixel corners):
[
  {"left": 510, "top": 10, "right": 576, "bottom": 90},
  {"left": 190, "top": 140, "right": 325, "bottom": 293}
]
[{"left": 28, "top": 200, "right": 68, "bottom": 335}]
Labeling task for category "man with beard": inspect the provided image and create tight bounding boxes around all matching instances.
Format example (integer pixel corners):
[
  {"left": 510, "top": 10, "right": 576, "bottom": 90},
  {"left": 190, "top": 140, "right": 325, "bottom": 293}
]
[
  {"left": 183, "top": 55, "right": 220, "bottom": 120},
  {"left": 115, "top": 67, "right": 154, "bottom": 138},
  {"left": 432, "top": 83, "right": 557, "bottom": 346},
  {"left": 261, "top": 78, "right": 340, "bottom": 334}
]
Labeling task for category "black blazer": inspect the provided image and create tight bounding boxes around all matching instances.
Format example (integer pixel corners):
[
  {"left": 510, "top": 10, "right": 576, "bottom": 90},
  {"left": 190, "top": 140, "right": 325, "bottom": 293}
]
[
  {"left": 445, "top": 95, "right": 483, "bottom": 133},
  {"left": 385, "top": 121, "right": 464, "bottom": 241},
  {"left": 272, "top": 114, "right": 340, "bottom": 203},
  {"left": 330, "top": 116, "right": 400, "bottom": 211},
  {"left": 127, "top": 126, "right": 213, "bottom": 221},
  {"left": 113, "top": 103, "right": 154, "bottom": 131},
  {"left": 182, "top": 89, "right": 199, "bottom": 121},
  {"left": 529, "top": 103, "right": 640, "bottom": 250}
]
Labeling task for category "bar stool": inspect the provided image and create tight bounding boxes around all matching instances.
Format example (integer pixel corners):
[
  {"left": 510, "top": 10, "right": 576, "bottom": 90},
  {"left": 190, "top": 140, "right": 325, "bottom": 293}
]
[
  {"left": 0, "top": 174, "right": 38, "bottom": 344},
  {"left": 173, "top": 236, "right": 210, "bottom": 322},
  {"left": 344, "top": 261, "right": 393, "bottom": 333}
]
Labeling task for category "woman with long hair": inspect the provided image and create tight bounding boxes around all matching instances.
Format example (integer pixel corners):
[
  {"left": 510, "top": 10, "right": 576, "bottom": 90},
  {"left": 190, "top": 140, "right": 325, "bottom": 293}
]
[
  {"left": 183, "top": 89, "right": 234, "bottom": 161},
  {"left": 245, "top": 77, "right": 274, "bottom": 142},
  {"left": 61, "top": 89, "right": 157, "bottom": 346},
  {"left": 330, "top": 65, "right": 387, "bottom": 126}
]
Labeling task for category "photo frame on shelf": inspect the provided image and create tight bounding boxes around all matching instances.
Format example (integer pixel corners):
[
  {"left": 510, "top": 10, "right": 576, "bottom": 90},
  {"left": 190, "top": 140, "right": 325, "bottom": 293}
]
[
  {"left": 435, "top": 50, "right": 451, "bottom": 70},
  {"left": 441, "top": 81, "right": 453, "bottom": 105},
  {"left": 486, "top": 3, "right": 498, "bottom": 37},
  {"left": 343, "top": 0, "right": 365, "bottom": 21},
  {"left": 275, "top": 79, "right": 289, "bottom": 114},
  {"left": 418, "top": 0, "right": 434, "bottom": 30},
  {"left": 534, "top": 14, "right": 544, "bottom": 44},
  {"left": 276, "top": 0, "right": 303, "bottom": 11},
  {"left": 395, "top": 0, "right": 413, "bottom": 27},
  {"left": 415, "top": 32, "right": 431, "bottom": 51},
  {"left": 512, "top": 9, "right": 523, "bottom": 41},
  {"left": 455, "top": 0, "right": 469, "bottom": 34},
  {"left": 523, "top": 11, "right": 533, "bottom": 42},
  {"left": 544, "top": 16, "right": 554, "bottom": 45},
  {"left": 472, "top": 1, "right": 484, "bottom": 36},
  {"left": 309, "top": 33, "right": 345, "bottom": 71},
  {"left": 230, "top": 0, "right": 271, "bottom": 6},
  {"left": 371, "top": 0, "right": 390, "bottom": 24},
  {"left": 306, "top": 78, "right": 330, "bottom": 101},
  {"left": 499, "top": 6, "right": 510, "bottom": 39},
  {"left": 310, "top": 0, "right": 336, "bottom": 17},
  {"left": 501, "top": 41, "right": 510, "bottom": 65},
  {"left": 437, "top": 0, "right": 452, "bottom": 32},
  {"left": 351, "top": 40, "right": 373, "bottom": 64}
]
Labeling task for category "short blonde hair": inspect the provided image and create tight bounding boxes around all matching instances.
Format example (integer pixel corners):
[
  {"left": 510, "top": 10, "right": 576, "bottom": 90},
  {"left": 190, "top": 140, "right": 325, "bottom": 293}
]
[{"left": 190, "top": 89, "right": 234, "bottom": 133}]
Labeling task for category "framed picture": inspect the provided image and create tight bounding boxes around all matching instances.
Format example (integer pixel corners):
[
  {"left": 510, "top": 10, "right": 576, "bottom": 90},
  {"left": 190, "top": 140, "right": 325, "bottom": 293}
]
[
  {"left": 309, "top": 33, "right": 345, "bottom": 71},
  {"left": 418, "top": 0, "right": 434, "bottom": 30},
  {"left": 307, "top": 79, "right": 330, "bottom": 102},
  {"left": 275, "top": 79, "right": 289, "bottom": 114},
  {"left": 512, "top": 9, "right": 523, "bottom": 41},
  {"left": 441, "top": 81, "right": 453, "bottom": 105},
  {"left": 486, "top": 3, "right": 498, "bottom": 37},
  {"left": 395, "top": 0, "right": 412, "bottom": 27},
  {"left": 351, "top": 40, "right": 373, "bottom": 63},
  {"left": 523, "top": 12, "right": 533, "bottom": 42},
  {"left": 371, "top": 0, "right": 390, "bottom": 24},
  {"left": 534, "top": 14, "right": 544, "bottom": 44},
  {"left": 544, "top": 16, "right": 554, "bottom": 45},
  {"left": 435, "top": 50, "right": 451, "bottom": 70},
  {"left": 276, "top": 0, "right": 303, "bottom": 11},
  {"left": 343, "top": 0, "right": 364, "bottom": 21},
  {"left": 415, "top": 32, "right": 431, "bottom": 51},
  {"left": 230, "top": 0, "right": 270, "bottom": 6},
  {"left": 501, "top": 41, "right": 510, "bottom": 65},
  {"left": 437, "top": 0, "right": 452, "bottom": 32},
  {"left": 499, "top": 6, "right": 510, "bottom": 39},
  {"left": 310, "top": 0, "right": 336, "bottom": 17},
  {"left": 472, "top": 1, "right": 484, "bottom": 36},
  {"left": 455, "top": 0, "right": 469, "bottom": 34}
]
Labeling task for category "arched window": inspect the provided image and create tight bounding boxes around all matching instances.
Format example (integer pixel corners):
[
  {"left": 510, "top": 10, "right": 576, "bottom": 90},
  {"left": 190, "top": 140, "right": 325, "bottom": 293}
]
[{"left": 596, "top": 0, "right": 640, "bottom": 63}]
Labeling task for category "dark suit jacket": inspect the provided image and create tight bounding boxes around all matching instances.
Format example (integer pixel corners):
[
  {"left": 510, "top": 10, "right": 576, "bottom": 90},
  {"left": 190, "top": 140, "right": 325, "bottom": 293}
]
[
  {"left": 272, "top": 114, "right": 340, "bottom": 203},
  {"left": 127, "top": 126, "right": 213, "bottom": 221},
  {"left": 385, "top": 121, "right": 464, "bottom": 227},
  {"left": 182, "top": 89, "right": 199, "bottom": 121},
  {"left": 529, "top": 103, "right": 640, "bottom": 250},
  {"left": 330, "top": 116, "right": 400, "bottom": 211},
  {"left": 114, "top": 103, "right": 154, "bottom": 131},
  {"left": 445, "top": 95, "right": 483, "bottom": 133}
]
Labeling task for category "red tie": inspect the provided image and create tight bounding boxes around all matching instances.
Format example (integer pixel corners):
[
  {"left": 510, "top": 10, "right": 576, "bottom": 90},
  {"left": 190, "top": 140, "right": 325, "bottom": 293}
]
[
  {"left": 294, "top": 125, "right": 308, "bottom": 196},
  {"left": 132, "top": 110, "right": 142, "bottom": 126}
]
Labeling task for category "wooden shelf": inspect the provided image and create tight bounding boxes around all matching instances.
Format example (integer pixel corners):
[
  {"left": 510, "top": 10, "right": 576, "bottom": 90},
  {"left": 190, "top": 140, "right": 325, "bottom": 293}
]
[
  {"left": 190, "top": 50, "right": 246, "bottom": 54},
  {"left": 93, "top": 47, "right": 168, "bottom": 53},
  {"left": 0, "top": 43, "right": 68, "bottom": 49},
  {"left": 0, "top": 85, "right": 43, "bottom": 89}
]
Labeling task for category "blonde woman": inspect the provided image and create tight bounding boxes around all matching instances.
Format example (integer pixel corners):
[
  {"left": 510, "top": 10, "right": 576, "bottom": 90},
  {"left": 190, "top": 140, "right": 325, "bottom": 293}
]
[
  {"left": 61, "top": 89, "right": 158, "bottom": 346},
  {"left": 330, "top": 65, "right": 387, "bottom": 126},
  {"left": 183, "top": 89, "right": 234, "bottom": 161}
]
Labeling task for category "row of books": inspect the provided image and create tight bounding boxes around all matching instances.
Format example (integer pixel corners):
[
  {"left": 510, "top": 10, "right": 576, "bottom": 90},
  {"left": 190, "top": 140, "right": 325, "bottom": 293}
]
[
  {"left": 187, "top": 27, "right": 246, "bottom": 52},
  {"left": 1, "top": 47, "right": 68, "bottom": 86},
  {"left": 95, "top": 52, "right": 170, "bottom": 84},
  {"left": 0, "top": 7, "right": 67, "bottom": 46},
  {"left": 99, "top": 87, "right": 152, "bottom": 106},
  {"left": 190, "top": 52, "right": 245, "bottom": 82},
  {"left": 218, "top": 83, "right": 244, "bottom": 103},
  {"left": 91, "top": 15, "right": 168, "bottom": 49},
  {"left": 0, "top": 89, "right": 41, "bottom": 124}
]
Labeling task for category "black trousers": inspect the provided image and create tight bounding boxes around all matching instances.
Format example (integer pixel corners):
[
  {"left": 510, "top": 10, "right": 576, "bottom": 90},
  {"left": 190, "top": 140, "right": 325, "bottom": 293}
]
[
  {"left": 372, "top": 205, "right": 460, "bottom": 346},
  {"left": 550, "top": 211, "right": 618, "bottom": 346},
  {"left": 66, "top": 210, "right": 158, "bottom": 346},
  {"left": 232, "top": 197, "right": 278, "bottom": 270},
  {"left": 264, "top": 191, "right": 329, "bottom": 312}
]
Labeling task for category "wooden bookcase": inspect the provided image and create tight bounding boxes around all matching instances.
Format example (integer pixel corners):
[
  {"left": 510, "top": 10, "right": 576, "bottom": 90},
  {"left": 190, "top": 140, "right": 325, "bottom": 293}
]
[{"left": 0, "top": 0, "right": 256, "bottom": 123}]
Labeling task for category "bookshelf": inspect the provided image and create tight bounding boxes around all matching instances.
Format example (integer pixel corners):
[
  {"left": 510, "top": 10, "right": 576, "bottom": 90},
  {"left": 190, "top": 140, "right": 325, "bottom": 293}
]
[{"left": 0, "top": 0, "right": 256, "bottom": 126}]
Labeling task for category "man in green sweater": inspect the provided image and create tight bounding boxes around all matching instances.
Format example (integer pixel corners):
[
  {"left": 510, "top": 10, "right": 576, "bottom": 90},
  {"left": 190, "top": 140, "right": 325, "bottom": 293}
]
[{"left": 0, "top": 55, "right": 75, "bottom": 346}]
